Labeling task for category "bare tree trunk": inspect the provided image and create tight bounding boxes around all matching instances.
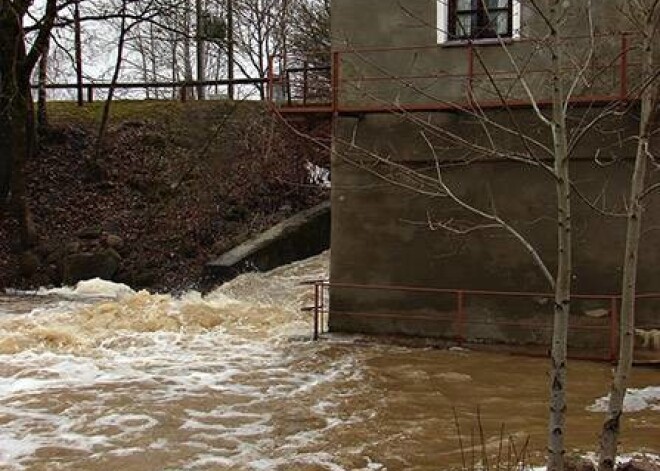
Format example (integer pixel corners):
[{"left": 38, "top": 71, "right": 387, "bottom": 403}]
[
  {"left": 95, "top": 0, "right": 128, "bottom": 162},
  {"left": 598, "top": 4, "right": 659, "bottom": 469},
  {"left": 171, "top": 30, "right": 179, "bottom": 99},
  {"left": 135, "top": 26, "right": 151, "bottom": 99},
  {"left": 547, "top": 2, "right": 571, "bottom": 470},
  {"left": 183, "top": 0, "right": 195, "bottom": 99},
  {"left": 149, "top": 22, "right": 159, "bottom": 99},
  {"left": 227, "top": 0, "right": 234, "bottom": 99},
  {"left": 37, "top": 37, "right": 50, "bottom": 132},
  {"left": 196, "top": 0, "right": 206, "bottom": 100},
  {"left": 1, "top": 0, "right": 56, "bottom": 248},
  {"left": 74, "top": 0, "right": 84, "bottom": 107}
]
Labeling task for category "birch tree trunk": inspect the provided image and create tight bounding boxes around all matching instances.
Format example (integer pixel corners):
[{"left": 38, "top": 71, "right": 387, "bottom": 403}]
[
  {"left": 547, "top": 1, "right": 571, "bottom": 469},
  {"left": 598, "top": 3, "right": 659, "bottom": 469}
]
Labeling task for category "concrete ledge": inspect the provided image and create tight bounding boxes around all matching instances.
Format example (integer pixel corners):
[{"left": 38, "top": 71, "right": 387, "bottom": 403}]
[{"left": 205, "top": 201, "right": 330, "bottom": 284}]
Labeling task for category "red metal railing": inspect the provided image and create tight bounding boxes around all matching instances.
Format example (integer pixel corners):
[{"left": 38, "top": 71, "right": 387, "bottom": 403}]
[
  {"left": 268, "top": 52, "right": 332, "bottom": 111},
  {"left": 268, "top": 32, "right": 641, "bottom": 115},
  {"left": 302, "top": 280, "right": 660, "bottom": 363}
]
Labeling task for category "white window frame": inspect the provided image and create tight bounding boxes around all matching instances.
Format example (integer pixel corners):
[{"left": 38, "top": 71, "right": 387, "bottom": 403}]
[{"left": 437, "top": 0, "right": 521, "bottom": 44}]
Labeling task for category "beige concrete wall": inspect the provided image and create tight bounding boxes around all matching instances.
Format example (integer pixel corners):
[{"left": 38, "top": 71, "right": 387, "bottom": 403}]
[
  {"left": 330, "top": 109, "right": 660, "bottom": 347},
  {"left": 328, "top": 3, "right": 660, "bottom": 348},
  {"left": 331, "top": 1, "right": 643, "bottom": 108}
]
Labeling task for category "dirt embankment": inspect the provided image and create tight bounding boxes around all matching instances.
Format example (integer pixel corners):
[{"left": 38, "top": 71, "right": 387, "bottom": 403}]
[{"left": 0, "top": 101, "right": 330, "bottom": 291}]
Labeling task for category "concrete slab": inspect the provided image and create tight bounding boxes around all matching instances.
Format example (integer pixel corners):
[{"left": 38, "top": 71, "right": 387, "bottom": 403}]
[{"left": 205, "top": 201, "right": 330, "bottom": 284}]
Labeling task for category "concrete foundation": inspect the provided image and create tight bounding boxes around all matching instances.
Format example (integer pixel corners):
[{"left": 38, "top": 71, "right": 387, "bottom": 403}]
[
  {"left": 206, "top": 201, "right": 330, "bottom": 284},
  {"left": 328, "top": 1, "right": 660, "bottom": 349}
]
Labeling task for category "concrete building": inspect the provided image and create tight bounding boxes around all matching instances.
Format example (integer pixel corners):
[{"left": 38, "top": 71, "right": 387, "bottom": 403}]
[{"left": 284, "top": 1, "right": 660, "bottom": 356}]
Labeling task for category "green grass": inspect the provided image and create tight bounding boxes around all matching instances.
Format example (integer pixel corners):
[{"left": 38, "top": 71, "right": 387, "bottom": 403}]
[
  {"left": 46, "top": 99, "right": 261, "bottom": 128},
  {"left": 44, "top": 99, "right": 266, "bottom": 157}
]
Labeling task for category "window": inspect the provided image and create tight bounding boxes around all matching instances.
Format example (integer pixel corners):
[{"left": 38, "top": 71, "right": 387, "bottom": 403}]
[{"left": 437, "top": 0, "right": 521, "bottom": 43}]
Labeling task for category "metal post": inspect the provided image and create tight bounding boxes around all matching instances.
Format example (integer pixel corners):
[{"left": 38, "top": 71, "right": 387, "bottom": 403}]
[
  {"left": 313, "top": 283, "right": 320, "bottom": 341},
  {"left": 87, "top": 85, "right": 93, "bottom": 103},
  {"left": 319, "top": 282, "right": 325, "bottom": 334}
]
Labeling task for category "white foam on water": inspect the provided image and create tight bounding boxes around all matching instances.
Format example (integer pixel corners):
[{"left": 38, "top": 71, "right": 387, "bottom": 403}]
[
  {"left": 149, "top": 438, "right": 168, "bottom": 449},
  {"left": 526, "top": 452, "right": 660, "bottom": 471},
  {"left": 184, "top": 454, "right": 235, "bottom": 469},
  {"left": 587, "top": 386, "right": 660, "bottom": 413},
  {"left": 106, "top": 447, "right": 144, "bottom": 457},
  {"left": 0, "top": 254, "right": 370, "bottom": 469},
  {"left": 0, "top": 404, "right": 109, "bottom": 471},
  {"left": 37, "top": 278, "right": 136, "bottom": 300},
  {"left": 0, "top": 330, "right": 359, "bottom": 468},
  {"left": 249, "top": 452, "right": 347, "bottom": 471},
  {"left": 0, "top": 434, "right": 39, "bottom": 465},
  {"left": 94, "top": 414, "right": 159, "bottom": 434}
]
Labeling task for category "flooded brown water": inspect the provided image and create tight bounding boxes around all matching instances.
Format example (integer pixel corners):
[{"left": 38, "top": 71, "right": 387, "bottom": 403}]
[{"left": 0, "top": 253, "right": 657, "bottom": 470}]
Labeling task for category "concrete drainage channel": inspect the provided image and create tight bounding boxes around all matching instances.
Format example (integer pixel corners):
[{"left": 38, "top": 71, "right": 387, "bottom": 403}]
[{"left": 204, "top": 201, "right": 330, "bottom": 286}]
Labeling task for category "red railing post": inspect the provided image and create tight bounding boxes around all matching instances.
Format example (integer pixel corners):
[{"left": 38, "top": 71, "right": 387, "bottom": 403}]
[
  {"left": 619, "top": 33, "right": 629, "bottom": 101},
  {"left": 609, "top": 296, "right": 619, "bottom": 362},
  {"left": 319, "top": 282, "right": 325, "bottom": 335},
  {"left": 332, "top": 51, "right": 340, "bottom": 113},
  {"left": 313, "top": 282, "right": 320, "bottom": 341},
  {"left": 456, "top": 290, "right": 465, "bottom": 345}
]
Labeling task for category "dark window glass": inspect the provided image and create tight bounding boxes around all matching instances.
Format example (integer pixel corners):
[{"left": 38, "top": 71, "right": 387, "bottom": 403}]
[{"left": 448, "top": 0, "right": 513, "bottom": 40}]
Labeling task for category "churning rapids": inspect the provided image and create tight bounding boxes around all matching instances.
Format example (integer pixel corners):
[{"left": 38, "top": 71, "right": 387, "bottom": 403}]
[{"left": 0, "top": 253, "right": 658, "bottom": 470}]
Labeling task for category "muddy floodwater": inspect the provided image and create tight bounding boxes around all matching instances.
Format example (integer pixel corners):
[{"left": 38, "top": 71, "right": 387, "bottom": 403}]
[{"left": 0, "top": 253, "right": 658, "bottom": 470}]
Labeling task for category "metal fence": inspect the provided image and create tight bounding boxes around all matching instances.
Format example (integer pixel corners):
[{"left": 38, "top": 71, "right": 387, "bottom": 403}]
[
  {"left": 31, "top": 78, "right": 268, "bottom": 103},
  {"left": 269, "top": 32, "right": 642, "bottom": 115},
  {"left": 303, "top": 280, "right": 660, "bottom": 363}
]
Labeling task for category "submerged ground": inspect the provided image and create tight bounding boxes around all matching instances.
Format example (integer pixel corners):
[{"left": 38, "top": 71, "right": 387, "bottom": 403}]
[{"left": 0, "top": 253, "right": 658, "bottom": 470}]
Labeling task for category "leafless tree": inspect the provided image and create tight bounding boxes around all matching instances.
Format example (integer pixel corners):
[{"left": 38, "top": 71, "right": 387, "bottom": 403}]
[
  {"left": 1, "top": 0, "right": 59, "bottom": 250},
  {"left": 232, "top": 0, "right": 290, "bottom": 98},
  {"left": 598, "top": 1, "right": 660, "bottom": 469},
  {"left": 36, "top": 33, "right": 51, "bottom": 131}
]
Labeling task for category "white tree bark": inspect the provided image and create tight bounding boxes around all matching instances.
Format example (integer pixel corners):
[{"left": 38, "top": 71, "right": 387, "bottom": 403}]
[
  {"left": 599, "top": 2, "right": 659, "bottom": 468},
  {"left": 546, "top": 3, "right": 571, "bottom": 470}
]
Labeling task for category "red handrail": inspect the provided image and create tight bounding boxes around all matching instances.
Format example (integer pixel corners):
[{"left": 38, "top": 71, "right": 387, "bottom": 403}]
[
  {"left": 269, "top": 32, "right": 641, "bottom": 115},
  {"left": 303, "top": 279, "right": 660, "bottom": 362}
]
